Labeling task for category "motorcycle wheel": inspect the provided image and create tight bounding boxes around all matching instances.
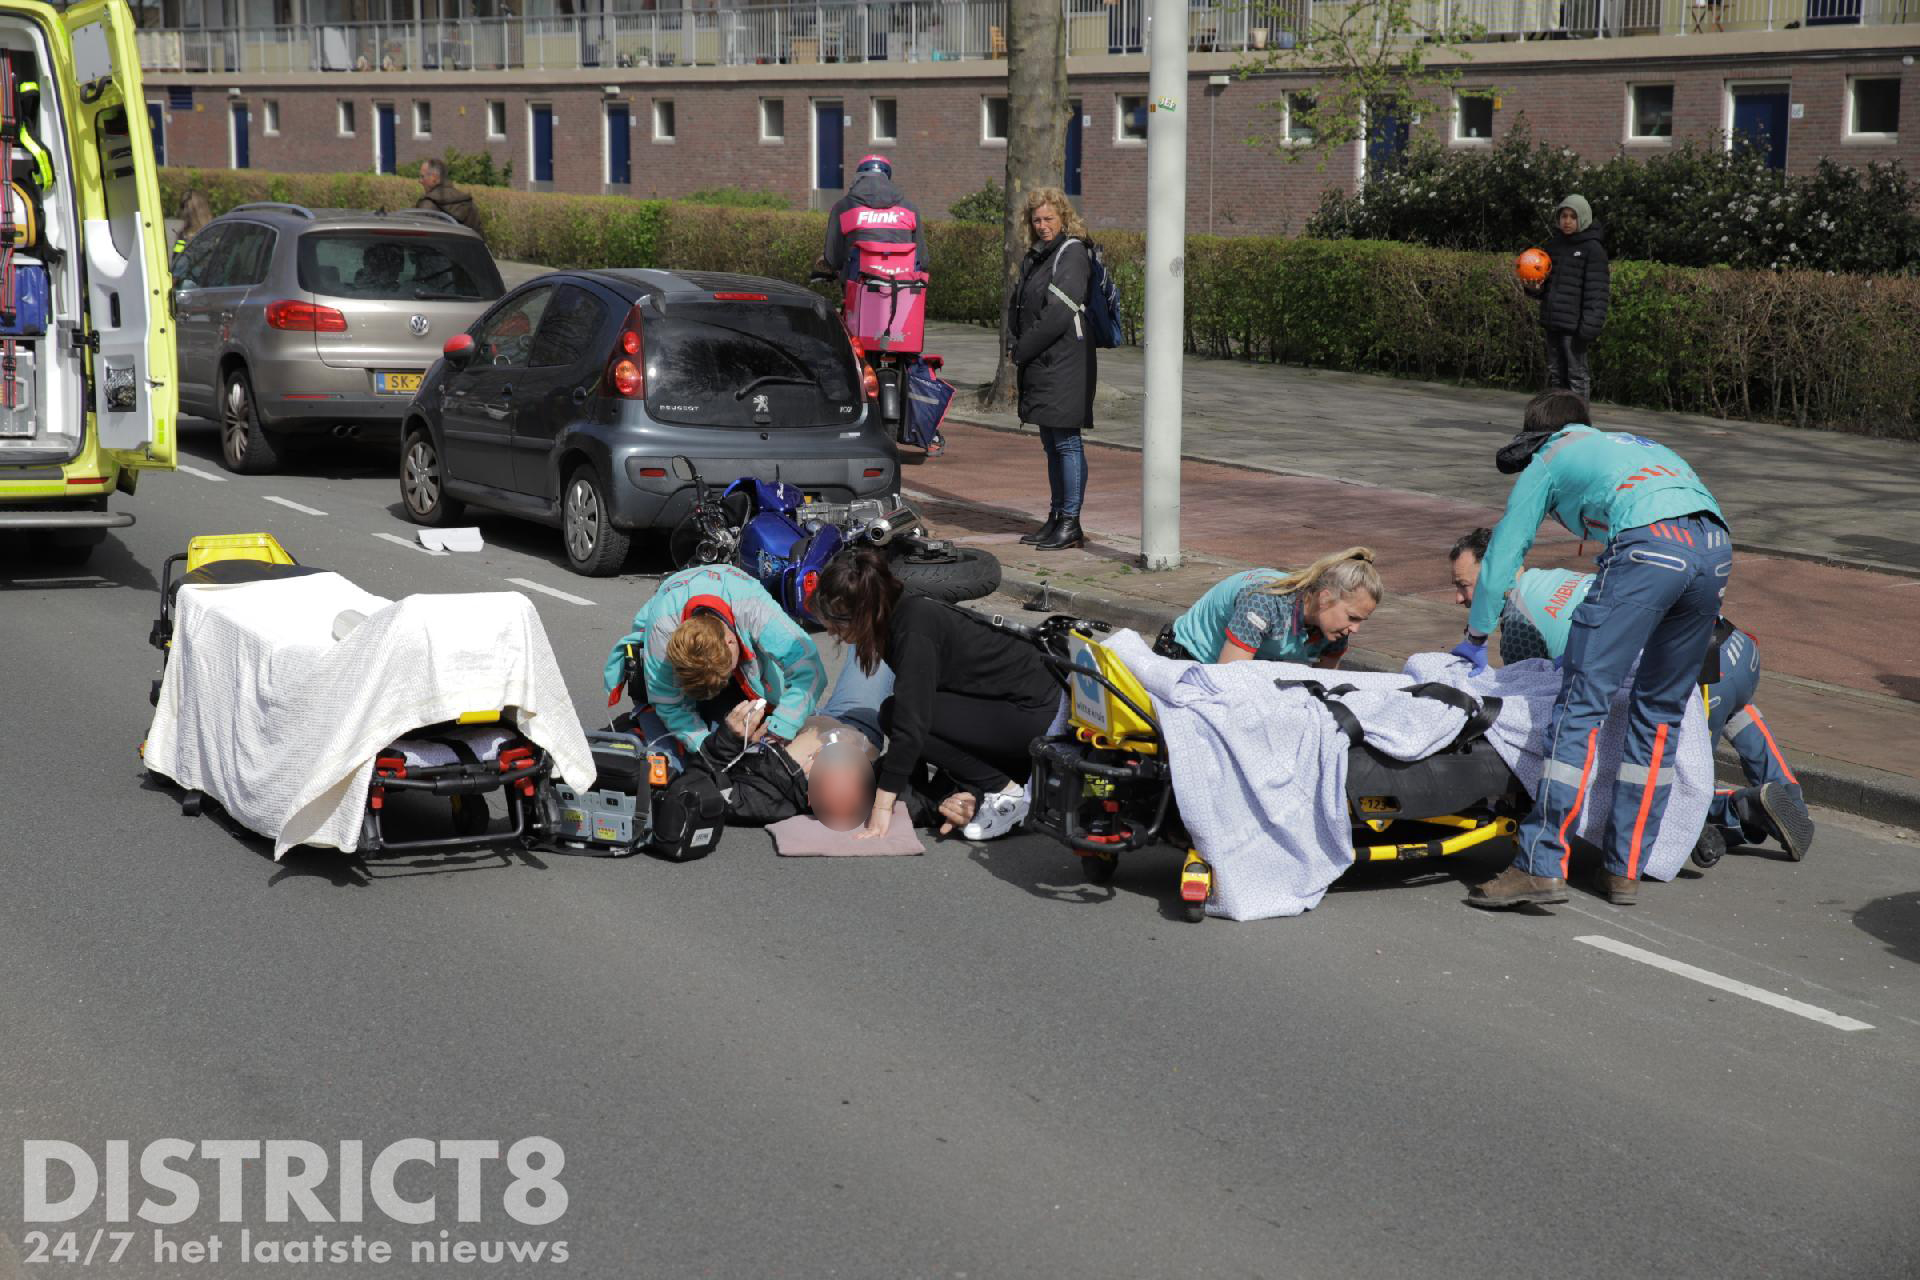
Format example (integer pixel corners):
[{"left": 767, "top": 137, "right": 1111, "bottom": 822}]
[
  {"left": 893, "top": 546, "right": 1002, "bottom": 603},
  {"left": 669, "top": 514, "right": 728, "bottom": 570}
]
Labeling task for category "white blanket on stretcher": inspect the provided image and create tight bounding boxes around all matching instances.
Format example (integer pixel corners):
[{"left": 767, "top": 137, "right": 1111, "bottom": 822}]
[
  {"left": 1103, "top": 631, "right": 1712, "bottom": 921},
  {"left": 144, "top": 572, "right": 596, "bottom": 857}
]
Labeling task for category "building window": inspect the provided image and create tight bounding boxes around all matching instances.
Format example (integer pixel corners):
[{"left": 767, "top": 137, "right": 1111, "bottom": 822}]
[
  {"left": 487, "top": 100, "right": 507, "bottom": 139},
  {"left": 1454, "top": 91, "right": 1493, "bottom": 143},
  {"left": 262, "top": 100, "right": 280, "bottom": 136},
  {"left": 337, "top": 100, "right": 356, "bottom": 137},
  {"left": 1628, "top": 84, "right": 1674, "bottom": 141},
  {"left": 653, "top": 99, "right": 675, "bottom": 142},
  {"left": 871, "top": 97, "right": 897, "bottom": 143},
  {"left": 1849, "top": 77, "right": 1900, "bottom": 139},
  {"left": 1116, "top": 94, "right": 1148, "bottom": 143},
  {"left": 413, "top": 100, "right": 432, "bottom": 138},
  {"left": 1284, "top": 92, "right": 1316, "bottom": 145},
  {"left": 982, "top": 96, "right": 1009, "bottom": 144},
  {"left": 760, "top": 97, "right": 785, "bottom": 142}
]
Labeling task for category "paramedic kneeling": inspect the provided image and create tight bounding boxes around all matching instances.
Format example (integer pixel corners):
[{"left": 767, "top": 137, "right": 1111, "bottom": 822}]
[
  {"left": 1455, "top": 390, "right": 1733, "bottom": 910},
  {"left": 1448, "top": 530, "right": 1813, "bottom": 864},
  {"left": 1155, "top": 548, "right": 1382, "bottom": 669},
  {"left": 602, "top": 564, "right": 827, "bottom": 752}
]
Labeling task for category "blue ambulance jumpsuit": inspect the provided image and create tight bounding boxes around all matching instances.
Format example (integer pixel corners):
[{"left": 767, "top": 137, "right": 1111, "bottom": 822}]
[
  {"left": 1497, "top": 568, "right": 1800, "bottom": 847},
  {"left": 1466, "top": 428, "right": 1732, "bottom": 881}
]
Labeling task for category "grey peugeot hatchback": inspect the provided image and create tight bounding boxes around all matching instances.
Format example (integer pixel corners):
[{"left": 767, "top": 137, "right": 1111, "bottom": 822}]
[
  {"left": 171, "top": 203, "right": 504, "bottom": 474},
  {"left": 399, "top": 269, "right": 900, "bottom": 576}
]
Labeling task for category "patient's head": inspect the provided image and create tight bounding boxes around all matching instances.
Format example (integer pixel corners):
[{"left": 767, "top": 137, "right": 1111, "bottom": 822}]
[
  {"left": 808, "top": 737, "right": 876, "bottom": 831},
  {"left": 666, "top": 614, "right": 740, "bottom": 699}
]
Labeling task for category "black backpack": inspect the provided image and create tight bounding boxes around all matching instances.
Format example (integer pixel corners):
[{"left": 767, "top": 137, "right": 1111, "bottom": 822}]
[{"left": 649, "top": 764, "right": 730, "bottom": 862}]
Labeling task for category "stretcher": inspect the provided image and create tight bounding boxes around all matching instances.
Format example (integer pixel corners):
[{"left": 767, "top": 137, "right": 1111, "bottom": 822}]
[
  {"left": 144, "top": 533, "right": 572, "bottom": 858},
  {"left": 1009, "top": 616, "right": 1527, "bottom": 922}
]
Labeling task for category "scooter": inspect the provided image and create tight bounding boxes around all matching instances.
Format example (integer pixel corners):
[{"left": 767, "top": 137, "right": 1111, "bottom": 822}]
[
  {"left": 666, "top": 456, "right": 1000, "bottom": 621},
  {"left": 809, "top": 260, "right": 944, "bottom": 455}
]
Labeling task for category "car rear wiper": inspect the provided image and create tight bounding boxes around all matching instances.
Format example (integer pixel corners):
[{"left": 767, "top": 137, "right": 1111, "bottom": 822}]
[
  {"left": 735, "top": 374, "right": 820, "bottom": 399},
  {"left": 412, "top": 288, "right": 478, "bottom": 300}
]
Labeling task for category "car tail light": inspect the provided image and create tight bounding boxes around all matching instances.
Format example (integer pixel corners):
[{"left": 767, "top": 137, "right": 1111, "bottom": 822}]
[
  {"left": 607, "top": 304, "right": 646, "bottom": 399},
  {"left": 266, "top": 299, "right": 348, "bottom": 332},
  {"left": 848, "top": 335, "right": 879, "bottom": 400}
]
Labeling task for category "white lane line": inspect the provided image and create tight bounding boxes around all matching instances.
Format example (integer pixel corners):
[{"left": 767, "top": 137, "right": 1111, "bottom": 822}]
[
  {"left": 263, "top": 495, "right": 328, "bottom": 517},
  {"left": 177, "top": 464, "right": 228, "bottom": 482},
  {"left": 372, "top": 531, "right": 447, "bottom": 557},
  {"left": 1576, "top": 935, "right": 1874, "bottom": 1032},
  {"left": 507, "top": 577, "right": 595, "bottom": 607},
  {"left": 9, "top": 575, "right": 103, "bottom": 585}
]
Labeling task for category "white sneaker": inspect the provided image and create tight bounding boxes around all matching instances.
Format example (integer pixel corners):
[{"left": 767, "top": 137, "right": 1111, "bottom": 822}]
[{"left": 963, "top": 785, "right": 1029, "bottom": 841}]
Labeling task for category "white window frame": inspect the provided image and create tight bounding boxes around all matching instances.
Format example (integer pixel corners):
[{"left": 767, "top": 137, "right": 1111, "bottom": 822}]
[
  {"left": 1279, "top": 90, "right": 1315, "bottom": 147},
  {"left": 870, "top": 96, "right": 897, "bottom": 144},
  {"left": 1452, "top": 90, "right": 1493, "bottom": 145},
  {"left": 1845, "top": 75, "right": 1900, "bottom": 142},
  {"left": 1115, "top": 93, "right": 1147, "bottom": 145},
  {"left": 653, "top": 98, "right": 675, "bottom": 143},
  {"left": 759, "top": 97, "right": 785, "bottom": 143},
  {"left": 336, "top": 99, "right": 356, "bottom": 137},
  {"left": 261, "top": 99, "right": 280, "bottom": 136},
  {"left": 412, "top": 99, "right": 432, "bottom": 139},
  {"left": 1722, "top": 79, "right": 1791, "bottom": 156},
  {"left": 981, "top": 95, "right": 1009, "bottom": 146},
  {"left": 486, "top": 100, "right": 507, "bottom": 140},
  {"left": 1624, "top": 81, "right": 1675, "bottom": 145}
]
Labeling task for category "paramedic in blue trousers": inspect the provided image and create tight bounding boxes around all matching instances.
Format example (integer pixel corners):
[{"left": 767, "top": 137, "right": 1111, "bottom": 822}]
[
  {"left": 1452, "top": 390, "right": 1735, "bottom": 909},
  {"left": 1448, "top": 529, "right": 1814, "bottom": 868}
]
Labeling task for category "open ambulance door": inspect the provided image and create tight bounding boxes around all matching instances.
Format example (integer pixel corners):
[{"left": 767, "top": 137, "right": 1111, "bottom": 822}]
[{"left": 61, "top": 0, "right": 175, "bottom": 471}]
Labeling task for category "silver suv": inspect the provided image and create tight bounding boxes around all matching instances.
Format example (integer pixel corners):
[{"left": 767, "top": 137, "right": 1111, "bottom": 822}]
[{"left": 170, "top": 203, "right": 505, "bottom": 474}]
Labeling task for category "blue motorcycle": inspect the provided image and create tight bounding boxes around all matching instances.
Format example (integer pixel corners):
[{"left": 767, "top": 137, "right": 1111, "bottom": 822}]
[{"left": 667, "top": 457, "right": 1000, "bottom": 623}]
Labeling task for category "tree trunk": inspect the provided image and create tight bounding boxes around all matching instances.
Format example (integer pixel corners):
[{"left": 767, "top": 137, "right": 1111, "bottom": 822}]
[{"left": 983, "top": 0, "right": 1068, "bottom": 409}]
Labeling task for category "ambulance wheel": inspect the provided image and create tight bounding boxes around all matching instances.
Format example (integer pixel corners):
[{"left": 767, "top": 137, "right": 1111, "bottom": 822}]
[
  {"left": 1183, "top": 900, "right": 1207, "bottom": 924},
  {"left": 180, "top": 790, "right": 203, "bottom": 817},
  {"left": 220, "top": 368, "right": 283, "bottom": 475},
  {"left": 450, "top": 794, "right": 490, "bottom": 837},
  {"left": 1084, "top": 851, "right": 1117, "bottom": 884}
]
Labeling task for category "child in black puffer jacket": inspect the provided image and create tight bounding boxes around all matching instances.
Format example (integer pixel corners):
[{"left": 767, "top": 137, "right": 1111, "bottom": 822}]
[{"left": 1527, "top": 194, "right": 1610, "bottom": 403}]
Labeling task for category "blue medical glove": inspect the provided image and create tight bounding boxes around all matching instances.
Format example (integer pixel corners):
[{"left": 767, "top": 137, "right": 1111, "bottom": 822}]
[
  {"left": 1450, "top": 633, "right": 1489, "bottom": 675},
  {"left": 1552, "top": 652, "right": 1566, "bottom": 672}
]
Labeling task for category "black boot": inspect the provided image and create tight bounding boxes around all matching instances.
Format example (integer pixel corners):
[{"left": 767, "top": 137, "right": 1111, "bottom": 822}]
[
  {"left": 1034, "top": 515, "right": 1084, "bottom": 551},
  {"left": 1737, "top": 783, "right": 1814, "bottom": 861},
  {"left": 1020, "top": 511, "right": 1061, "bottom": 545}
]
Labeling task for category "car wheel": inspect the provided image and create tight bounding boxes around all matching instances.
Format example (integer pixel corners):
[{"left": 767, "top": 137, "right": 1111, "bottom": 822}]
[
  {"left": 562, "top": 464, "right": 631, "bottom": 577},
  {"left": 893, "top": 546, "right": 1002, "bottom": 603},
  {"left": 219, "top": 368, "right": 282, "bottom": 475},
  {"left": 400, "top": 428, "right": 465, "bottom": 526}
]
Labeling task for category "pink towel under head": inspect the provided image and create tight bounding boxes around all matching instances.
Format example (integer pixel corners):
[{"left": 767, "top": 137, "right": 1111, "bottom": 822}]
[{"left": 769, "top": 803, "right": 925, "bottom": 856}]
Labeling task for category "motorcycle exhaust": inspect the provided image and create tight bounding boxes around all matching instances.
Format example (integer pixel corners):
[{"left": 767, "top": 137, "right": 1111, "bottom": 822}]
[{"left": 331, "top": 424, "right": 361, "bottom": 440}]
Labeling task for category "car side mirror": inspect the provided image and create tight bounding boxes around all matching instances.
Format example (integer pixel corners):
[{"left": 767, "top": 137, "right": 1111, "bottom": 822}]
[
  {"left": 442, "top": 333, "right": 476, "bottom": 368},
  {"left": 669, "top": 456, "right": 696, "bottom": 481}
]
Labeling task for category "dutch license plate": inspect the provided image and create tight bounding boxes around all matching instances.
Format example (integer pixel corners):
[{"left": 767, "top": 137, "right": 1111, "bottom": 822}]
[{"left": 377, "top": 371, "right": 424, "bottom": 395}]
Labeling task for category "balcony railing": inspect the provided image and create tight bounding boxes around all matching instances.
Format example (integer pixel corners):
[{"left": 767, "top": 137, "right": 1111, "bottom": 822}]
[{"left": 132, "top": 0, "right": 1916, "bottom": 75}]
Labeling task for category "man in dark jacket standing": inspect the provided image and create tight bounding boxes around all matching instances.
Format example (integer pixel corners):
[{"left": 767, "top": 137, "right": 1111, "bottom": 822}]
[
  {"left": 821, "top": 155, "right": 928, "bottom": 279},
  {"left": 1529, "top": 194, "right": 1609, "bottom": 402},
  {"left": 416, "top": 157, "right": 482, "bottom": 235}
]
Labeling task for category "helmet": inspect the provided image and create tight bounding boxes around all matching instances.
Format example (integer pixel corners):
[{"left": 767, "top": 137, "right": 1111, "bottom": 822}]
[
  {"left": 856, "top": 154, "right": 892, "bottom": 179},
  {"left": 1515, "top": 248, "right": 1551, "bottom": 283}
]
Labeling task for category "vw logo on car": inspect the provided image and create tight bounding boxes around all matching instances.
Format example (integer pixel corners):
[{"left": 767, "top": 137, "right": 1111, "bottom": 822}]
[{"left": 409, "top": 314, "right": 431, "bottom": 337}]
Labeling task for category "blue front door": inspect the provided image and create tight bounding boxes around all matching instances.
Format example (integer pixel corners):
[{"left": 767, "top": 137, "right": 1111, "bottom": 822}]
[
  {"left": 1731, "top": 90, "right": 1789, "bottom": 170},
  {"left": 814, "top": 100, "right": 843, "bottom": 191},
  {"left": 230, "top": 104, "right": 249, "bottom": 169},
  {"left": 606, "top": 105, "right": 630, "bottom": 185},
  {"left": 1066, "top": 100, "right": 1082, "bottom": 196},
  {"left": 531, "top": 105, "right": 554, "bottom": 184},
  {"left": 376, "top": 103, "right": 396, "bottom": 174},
  {"left": 1366, "top": 101, "right": 1409, "bottom": 179},
  {"left": 148, "top": 102, "right": 165, "bottom": 167}
]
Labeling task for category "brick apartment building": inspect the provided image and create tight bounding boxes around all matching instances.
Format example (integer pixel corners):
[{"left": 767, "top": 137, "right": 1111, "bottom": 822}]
[{"left": 135, "top": 3, "right": 1920, "bottom": 236}]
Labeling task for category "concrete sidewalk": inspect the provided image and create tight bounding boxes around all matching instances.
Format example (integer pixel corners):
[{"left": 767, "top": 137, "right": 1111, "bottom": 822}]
[{"left": 907, "top": 323, "right": 1920, "bottom": 828}]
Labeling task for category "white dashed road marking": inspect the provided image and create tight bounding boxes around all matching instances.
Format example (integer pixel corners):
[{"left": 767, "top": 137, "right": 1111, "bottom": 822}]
[
  {"left": 262, "top": 496, "right": 328, "bottom": 517},
  {"left": 1576, "top": 935, "right": 1874, "bottom": 1032},
  {"left": 372, "top": 531, "right": 447, "bottom": 557},
  {"left": 177, "top": 464, "right": 228, "bottom": 482},
  {"left": 507, "top": 577, "right": 595, "bottom": 607}
]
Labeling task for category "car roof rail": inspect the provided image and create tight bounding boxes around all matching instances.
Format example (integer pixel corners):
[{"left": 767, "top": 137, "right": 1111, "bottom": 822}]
[
  {"left": 382, "top": 208, "right": 462, "bottom": 227},
  {"left": 228, "top": 202, "right": 317, "bottom": 219}
]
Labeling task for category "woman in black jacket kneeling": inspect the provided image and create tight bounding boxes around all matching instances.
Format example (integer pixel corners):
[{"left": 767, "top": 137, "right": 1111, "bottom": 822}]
[
  {"left": 813, "top": 549, "right": 1061, "bottom": 842},
  {"left": 1008, "top": 186, "right": 1097, "bottom": 551}
]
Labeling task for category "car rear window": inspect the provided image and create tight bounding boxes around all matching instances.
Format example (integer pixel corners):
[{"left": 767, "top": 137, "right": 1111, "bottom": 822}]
[
  {"left": 643, "top": 298, "right": 860, "bottom": 429},
  {"left": 297, "top": 231, "right": 504, "bottom": 302}
]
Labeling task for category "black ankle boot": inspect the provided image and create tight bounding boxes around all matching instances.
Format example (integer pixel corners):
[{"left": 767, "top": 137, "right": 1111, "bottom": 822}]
[
  {"left": 1020, "top": 512, "right": 1061, "bottom": 545},
  {"left": 1035, "top": 515, "right": 1084, "bottom": 550}
]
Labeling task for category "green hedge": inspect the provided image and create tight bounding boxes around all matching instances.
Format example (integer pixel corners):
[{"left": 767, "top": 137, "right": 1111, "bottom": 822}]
[{"left": 162, "top": 167, "right": 1920, "bottom": 437}]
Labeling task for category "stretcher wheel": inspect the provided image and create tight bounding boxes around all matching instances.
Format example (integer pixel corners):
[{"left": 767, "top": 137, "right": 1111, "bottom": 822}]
[
  {"left": 449, "top": 794, "right": 490, "bottom": 838},
  {"left": 149, "top": 678, "right": 162, "bottom": 708},
  {"left": 1084, "top": 851, "right": 1117, "bottom": 884},
  {"left": 1690, "top": 824, "right": 1726, "bottom": 870},
  {"left": 1183, "top": 900, "right": 1207, "bottom": 924},
  {"left": 179, "top": 790, "right": 203, "bottom": 818},
  {"left": 360, "top": 810, "right": 381, "bottom": 854}
]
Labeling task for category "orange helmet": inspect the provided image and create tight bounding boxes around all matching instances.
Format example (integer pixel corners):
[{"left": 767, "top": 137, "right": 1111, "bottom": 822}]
[{"left": 1515, "top": 248, "right": 1551, "bottom": 283}]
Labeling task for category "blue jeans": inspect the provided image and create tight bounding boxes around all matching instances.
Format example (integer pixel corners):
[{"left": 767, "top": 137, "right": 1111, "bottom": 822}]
[
  {"left": 1514, "top": 514, "right": 1733, "bottom": 879},
  {"left": 1039, "top": 427, "right": 1086, "bottom": 518},
  {"left": 821, "top": 656, "right": 894, "bottom": 751},
  {"left": 1702, "top": 627, "right": 1800, "bottom": 841}
]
